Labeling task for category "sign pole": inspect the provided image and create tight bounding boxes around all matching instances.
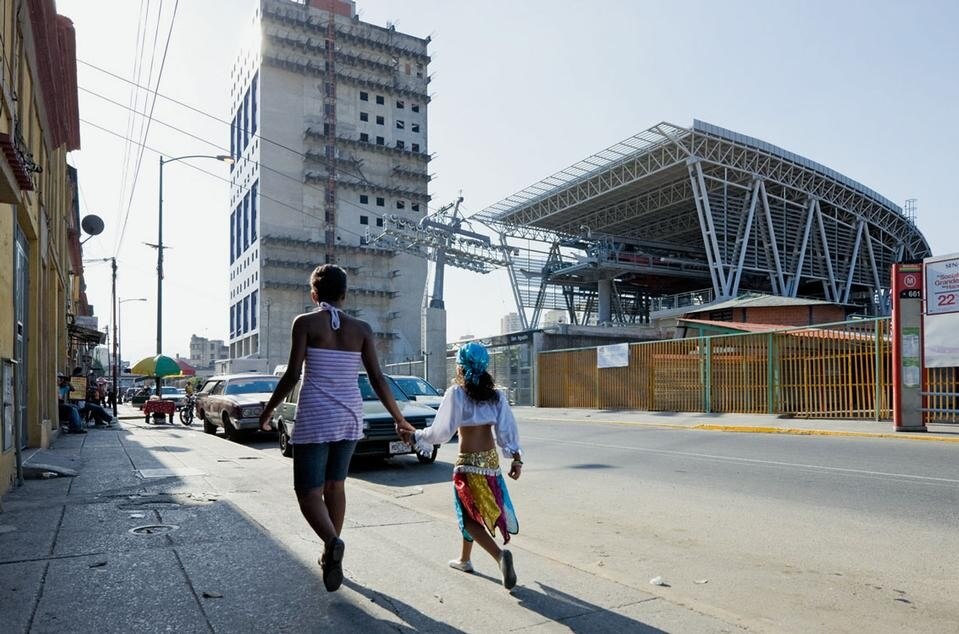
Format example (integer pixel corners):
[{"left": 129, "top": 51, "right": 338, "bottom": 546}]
[{"left": 891, "top": 263, "right": 926, "bottom": 432}]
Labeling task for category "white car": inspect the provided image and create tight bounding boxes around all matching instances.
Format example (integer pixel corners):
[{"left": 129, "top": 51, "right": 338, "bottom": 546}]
[{"left": 390, "top": 375, "right": 443, "bottom": 410}]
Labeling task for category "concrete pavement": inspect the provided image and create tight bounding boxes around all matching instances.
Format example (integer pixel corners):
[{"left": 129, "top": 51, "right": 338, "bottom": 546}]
[{"left": 1, "top": 406, "right": 742, "bottom": 634}]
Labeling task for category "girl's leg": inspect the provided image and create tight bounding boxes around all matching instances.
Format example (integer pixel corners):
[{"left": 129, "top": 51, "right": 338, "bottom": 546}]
[
  {"left": 461, "top": 515, "right": 501, "bottom": 562},
  {"left": 459, "top": 538, "right": 473, "bottom": 563}
]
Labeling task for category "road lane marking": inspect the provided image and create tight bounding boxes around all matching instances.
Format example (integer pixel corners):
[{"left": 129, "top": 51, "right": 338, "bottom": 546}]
[{"left": 522, "top": 434, "right": 959, "bottom": 486}]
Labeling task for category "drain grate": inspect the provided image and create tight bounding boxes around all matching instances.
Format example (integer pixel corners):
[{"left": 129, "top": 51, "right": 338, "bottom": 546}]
[{"left": 129, "top": 524, "right": 180, "bottom": 536}]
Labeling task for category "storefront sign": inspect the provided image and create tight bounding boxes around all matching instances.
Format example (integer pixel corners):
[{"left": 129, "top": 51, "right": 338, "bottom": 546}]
[
  {"left": 597, "top": 343, "right": 629, "bottom": 369},
  {"left": 924, "top": 253, "right": 959, "bottom": 315}
]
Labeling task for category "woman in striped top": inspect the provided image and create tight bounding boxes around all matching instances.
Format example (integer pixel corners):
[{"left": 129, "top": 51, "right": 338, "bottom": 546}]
[{"left": 260, "top": 264, "right": 416, "bottom": 592}]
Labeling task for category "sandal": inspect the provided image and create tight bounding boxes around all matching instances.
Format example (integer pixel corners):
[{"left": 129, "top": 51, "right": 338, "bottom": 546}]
[
  {"left": 448, "top": 559, "right": 474, "bottom": 573},
  {"left": 320, "top": 538, "right": 345, "bottom": 592}
]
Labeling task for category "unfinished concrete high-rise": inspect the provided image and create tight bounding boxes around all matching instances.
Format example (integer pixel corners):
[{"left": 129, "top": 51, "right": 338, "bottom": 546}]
[{"left": 227, "top": 0, "right": 430, "bottom": 371}]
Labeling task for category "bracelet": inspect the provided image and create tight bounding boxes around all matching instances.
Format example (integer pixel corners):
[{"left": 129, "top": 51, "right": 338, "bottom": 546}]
[{"left": 512, "top": 459, "right": 523, "bottom": 465}]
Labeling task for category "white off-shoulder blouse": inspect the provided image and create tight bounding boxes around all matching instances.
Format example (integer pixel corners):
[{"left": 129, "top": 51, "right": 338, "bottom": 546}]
[{"left": 413, "top": 385, "right": 522, "bottom": 459}]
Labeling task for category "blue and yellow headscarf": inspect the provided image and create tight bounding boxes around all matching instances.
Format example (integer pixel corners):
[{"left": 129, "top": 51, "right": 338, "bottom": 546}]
[{"left": 457, "top": 342, "right": 489, "bottom": 384}]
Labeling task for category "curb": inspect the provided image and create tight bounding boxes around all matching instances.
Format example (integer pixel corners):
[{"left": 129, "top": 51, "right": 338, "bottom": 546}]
[
  {"left": 692, "top": 424, "right": 959, "bottom": 443},
  {"left": 524, "top": 416, "right": 959, "bottom": 443}
]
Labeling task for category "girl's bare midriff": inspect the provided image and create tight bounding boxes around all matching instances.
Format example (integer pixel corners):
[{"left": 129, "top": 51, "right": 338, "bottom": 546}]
[{"left": 458, "top": 424, "right": 495, "bottom": 453}]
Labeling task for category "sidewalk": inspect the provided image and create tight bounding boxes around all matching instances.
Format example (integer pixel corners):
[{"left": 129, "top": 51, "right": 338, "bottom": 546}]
[
  {"left": 514, "top": 407, "right": 959, "bottom": 443},
  {"left": 0, "top": 410, "right": 744, "bottom": 633}
]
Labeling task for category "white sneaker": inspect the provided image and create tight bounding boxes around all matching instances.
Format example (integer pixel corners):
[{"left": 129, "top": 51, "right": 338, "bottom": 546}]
[{"left": 448, "top": 559, "right": 474, "bottom": 573}]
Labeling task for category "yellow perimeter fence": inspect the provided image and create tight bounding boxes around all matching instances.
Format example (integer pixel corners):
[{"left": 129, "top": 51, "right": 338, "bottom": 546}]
[{"left": 537, "top": 318, "right": 955, "bottom": 420}]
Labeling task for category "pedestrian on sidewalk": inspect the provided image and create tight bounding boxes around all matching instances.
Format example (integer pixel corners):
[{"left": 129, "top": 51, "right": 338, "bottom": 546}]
[
  {"left": 57, "top": 374, "right": 86, "bottom": 434},
  {"left": 259, "top": 263, "right": 416, "bottom": 593},
  {"left": 406, "top": 341, "right": 523, "bottom": 590}
]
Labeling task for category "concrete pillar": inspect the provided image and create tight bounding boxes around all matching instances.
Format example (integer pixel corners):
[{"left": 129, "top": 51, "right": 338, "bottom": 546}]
[
  {"left": 422, "top": 304, "right": 447, "bottom": 389},
  {"left": 597, "top": 278, "right": 612, "bottom": 324}
]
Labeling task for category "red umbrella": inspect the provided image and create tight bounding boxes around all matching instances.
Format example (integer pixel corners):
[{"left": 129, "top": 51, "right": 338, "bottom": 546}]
[{"left": 175, "top": 358, "right": 197, "bottom": 376}]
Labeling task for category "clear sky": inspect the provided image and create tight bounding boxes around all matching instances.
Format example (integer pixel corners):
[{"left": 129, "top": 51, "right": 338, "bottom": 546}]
[{"left": 62, "top": 0, "right": 959, "bottom": 364}]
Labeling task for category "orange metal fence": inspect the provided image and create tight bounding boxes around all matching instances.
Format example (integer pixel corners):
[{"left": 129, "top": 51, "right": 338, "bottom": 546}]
[{"left": 537, "top": 318, "right": 894, "bottom": 419}]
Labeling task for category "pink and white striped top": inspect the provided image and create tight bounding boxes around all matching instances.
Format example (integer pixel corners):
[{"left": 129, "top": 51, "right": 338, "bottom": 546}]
[{"left": 292, "top": 346, "right": 364, "bottom": 444}]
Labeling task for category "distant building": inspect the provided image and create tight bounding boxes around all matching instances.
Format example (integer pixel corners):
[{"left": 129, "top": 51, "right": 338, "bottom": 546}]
[
  {"left": 190, "top": 335, "right": 229, "bottom": 370},
  {"left": 228, "top": 0, "right": 430, "bottom": 372},
  {"left": 676, "top": 294, "right": 852, "bottom": 337},
  {"left": 541, "top": 310, "right": 568, "bottom": 327},
  {"left": 500, "top": 312, "right": 523, "bottom": 334}
]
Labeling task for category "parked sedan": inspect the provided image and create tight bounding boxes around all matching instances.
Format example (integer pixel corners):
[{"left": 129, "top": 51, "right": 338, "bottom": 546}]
[
  {"left": 273, "top": 373, "right": 440, "bottom": 463},
  {"left": 390, "top": 375, "right": 443, "bottom": 409},
  {"left": 195, "top": 374, "right": 280, "bottom": 440}
]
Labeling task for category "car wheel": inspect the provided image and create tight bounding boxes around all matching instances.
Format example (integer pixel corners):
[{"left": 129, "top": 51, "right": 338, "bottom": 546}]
[
  {"left": 201, "top": 411, "right": 217, "bottom": 435},
  {"left": 417, "top": 445, "right": 440, "bottom": 464},
  {"left": 279, "top": 425, "right": 293, "bottom": 458},
  {"left": 223, "top": 413, "right": 240, "bottom": 441}
]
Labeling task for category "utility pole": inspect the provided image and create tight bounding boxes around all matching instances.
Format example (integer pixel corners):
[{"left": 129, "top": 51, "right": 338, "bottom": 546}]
[{"left": 111, "top": 257, "right": 118, "bottom": 417}]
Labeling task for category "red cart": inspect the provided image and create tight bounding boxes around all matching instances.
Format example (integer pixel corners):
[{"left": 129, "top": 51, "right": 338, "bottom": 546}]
[{"left": 143, "top": 399, "right": 176, "bottom": 425}]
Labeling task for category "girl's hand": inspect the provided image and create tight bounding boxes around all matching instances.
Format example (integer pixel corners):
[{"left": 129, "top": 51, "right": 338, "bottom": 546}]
[{"left": 508, "top": 461, "right": 522, "bottom": 480}]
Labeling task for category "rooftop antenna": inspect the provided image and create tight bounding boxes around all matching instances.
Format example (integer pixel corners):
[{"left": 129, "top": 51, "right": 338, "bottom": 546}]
[{"left": 904, "top": 198, "right": 918, "bottom": 225}]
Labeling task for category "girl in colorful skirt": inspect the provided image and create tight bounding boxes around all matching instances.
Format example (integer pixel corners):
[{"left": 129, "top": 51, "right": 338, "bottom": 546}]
[{"left": 408, "top": 341, "right": 523, "bottom": 589}]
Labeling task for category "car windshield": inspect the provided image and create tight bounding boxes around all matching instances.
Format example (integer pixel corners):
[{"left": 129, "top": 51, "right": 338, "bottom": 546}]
[
  {"left": 358, "top": 375, "right": 408, "bottom": 402},
  {"left": 393, "top": 377, "right": 440, "bottom": 397},
  {"left": 224, "top": 378, "right": 279, "bottom": 395},
  {"left": 161, "top": 387, "right": 178, "bottom": 395}
]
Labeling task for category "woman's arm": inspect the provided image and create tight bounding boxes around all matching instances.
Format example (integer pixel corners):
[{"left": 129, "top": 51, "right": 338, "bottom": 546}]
[
  {"left": 493, "top": 390, "right": 523, "bottom": 459},
  {"left": 259, "top": 316, "right": 308, "bottom": 431},
  {"left": 360, "top": 322, "right": 415, "bottom": 438}
]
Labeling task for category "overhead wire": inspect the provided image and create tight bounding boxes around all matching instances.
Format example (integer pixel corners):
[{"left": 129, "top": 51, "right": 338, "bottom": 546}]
[
  {"left": 112, "top": 0, "right": 180, "bottom": 258},
  {"left": 79, "top": 117, "right": 387, "bottom": 246},
  {"left": 78, "top": 85, "right": 414, "bottom": 225},
  {"left": 116, "top": 0, "right": 150, "bottom": 229}
]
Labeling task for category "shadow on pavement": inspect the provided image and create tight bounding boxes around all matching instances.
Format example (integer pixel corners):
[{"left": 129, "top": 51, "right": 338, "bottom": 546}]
[
  {"left": 514, "top": 582, "right": 668, "bottom": 633},
  {"left": 342, "top": 579, "right": 462, "bottom": 633}
]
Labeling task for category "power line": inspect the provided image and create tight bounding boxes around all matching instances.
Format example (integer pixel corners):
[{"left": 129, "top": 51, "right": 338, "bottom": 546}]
[
  {"left": 78, "top": 84, "right": 403, "bottom": 225},
  {"left": 79, "top": 118, "right": 383, "bottom": 245},
  {"left": 113, "top": 0, "right": 180, "bottom": 258}
]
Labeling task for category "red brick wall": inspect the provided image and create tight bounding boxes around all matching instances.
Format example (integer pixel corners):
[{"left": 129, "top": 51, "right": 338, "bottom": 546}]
[{"left": 730, "top": 306, "right": 846, "bottom": 327}]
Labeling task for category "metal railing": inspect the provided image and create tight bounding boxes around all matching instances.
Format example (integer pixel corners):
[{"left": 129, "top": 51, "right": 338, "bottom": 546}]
[{"left": 538, "top": 318, "right": 893, "bottom": 419}]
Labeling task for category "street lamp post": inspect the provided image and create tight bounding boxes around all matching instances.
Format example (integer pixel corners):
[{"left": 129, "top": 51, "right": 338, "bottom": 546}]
[{"left": 154, "top": 154, "right": 232, "bottom": 394}]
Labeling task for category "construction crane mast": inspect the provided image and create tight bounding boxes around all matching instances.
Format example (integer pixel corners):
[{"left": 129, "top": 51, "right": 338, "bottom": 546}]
[{"left": 369, "top": 196, "right": 514, "bottom": 387}]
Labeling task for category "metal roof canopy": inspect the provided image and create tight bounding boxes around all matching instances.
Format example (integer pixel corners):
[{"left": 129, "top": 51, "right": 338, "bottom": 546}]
[{"left": 474, "top": 119, "right": 932, "bottom": 329}]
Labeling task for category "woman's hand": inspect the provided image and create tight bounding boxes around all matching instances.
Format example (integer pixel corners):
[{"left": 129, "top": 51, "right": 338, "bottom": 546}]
[
  {"left": 259, "top": 410, "right": 273, "bottom": 433},
  {"left": 508, "top": 461, "right": 523, "bottom": 480},
  {"left": 395, "top": 417, "right": 416, "bottom": 444}
]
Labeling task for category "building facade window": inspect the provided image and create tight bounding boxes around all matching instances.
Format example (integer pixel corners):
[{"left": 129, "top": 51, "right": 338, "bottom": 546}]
[
  {"left": 360, "top": 91, "right": 369, "bottom": 101},
  {"left": 376, "top": 197, "right": 385, "bottom": 207},
  {"left": 376, "top": 217, "right": 383, "bottom": 227},
  {"left": 396, "top": 120, "right": 404, "bottom": 130},
  {"left": 360, "top": 132, "right": 369, "bottom": 142},
  {"left": 396, "top": 140, "right": 405, "bottom": 149},
  {"left": 376, "top": 136, "right": 384, "bottom": 145},
  {"left": 242, "top": 194, "right": 250, "bottom": 250},
  {"left": 360, "top": 112, "right": 368, "bottom": 121},
  {"left": 375, "top": 95, "right": 384, "bottom": 105},
  {"left": 412, "top": 202, "right": 420, "bottom": 212},
  {"left": 251, "top": 72, "right": 258, "bottom": 134},
  {"left": 375, "top": 115, "right": 384, "bottom": 125},
  {"left": 230, "top": 210, "right": 236, "bottom": 263},
  {"left": 412, "top": 104, "right": 420, "bottom": 113},
  {"left": 412, "top": 123, "right": 420, "bottom": 133},
  {"left": 396, "top": 99, "right": 404, "bottom": 108},
  {"left": 360, "top": 215, "right": 368, "bottom": 225},
  {"left": 412, "top": 143, "right": 420, "bottom": 153},
  {"left": 251, "top": 291, "right": 258, "bottom": 330},
  {"left": 396, "top": 199, "right": 405, "bottom": 209},
  {"left": 360, "top": 194, "right": 369, "bottom": 204}
]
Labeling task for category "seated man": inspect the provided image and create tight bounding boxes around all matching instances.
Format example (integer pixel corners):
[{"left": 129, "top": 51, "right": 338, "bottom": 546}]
[{"left": 58, "top": 374, "right": 86, "bottom": 434}]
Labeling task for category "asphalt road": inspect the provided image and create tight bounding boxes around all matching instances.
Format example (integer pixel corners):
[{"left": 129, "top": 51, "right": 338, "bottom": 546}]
[{"left": 244, "top": 412, "right": 959, "bottom": 632}]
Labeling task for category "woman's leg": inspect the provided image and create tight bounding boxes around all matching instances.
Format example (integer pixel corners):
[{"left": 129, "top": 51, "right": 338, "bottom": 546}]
[
  {"left": 322, "top": 480, "right": 346, "bottom": 535},
  {"left": 296, "top": 488, "right": 337, "bottom": 544}
]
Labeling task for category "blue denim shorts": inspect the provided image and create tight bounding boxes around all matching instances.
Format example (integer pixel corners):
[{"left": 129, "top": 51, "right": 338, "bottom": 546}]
[{"left": 292, "top": 440, "right": 358, "bottom": 492}]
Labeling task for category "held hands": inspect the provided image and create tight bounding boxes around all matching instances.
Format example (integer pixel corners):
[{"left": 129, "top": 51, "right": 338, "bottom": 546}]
[{"left": 395, "top": 417, "right": 416, "bottom": 444}]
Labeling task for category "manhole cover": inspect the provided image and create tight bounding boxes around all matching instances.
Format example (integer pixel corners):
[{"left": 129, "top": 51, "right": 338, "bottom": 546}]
[{"left": 129, "top": 524, "right": 180, "bottom": 536}]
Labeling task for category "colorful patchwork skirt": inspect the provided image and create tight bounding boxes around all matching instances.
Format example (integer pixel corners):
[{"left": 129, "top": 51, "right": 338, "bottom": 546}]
[{"left": 452, "top": 448, "right": 519, "bottom": 543}]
